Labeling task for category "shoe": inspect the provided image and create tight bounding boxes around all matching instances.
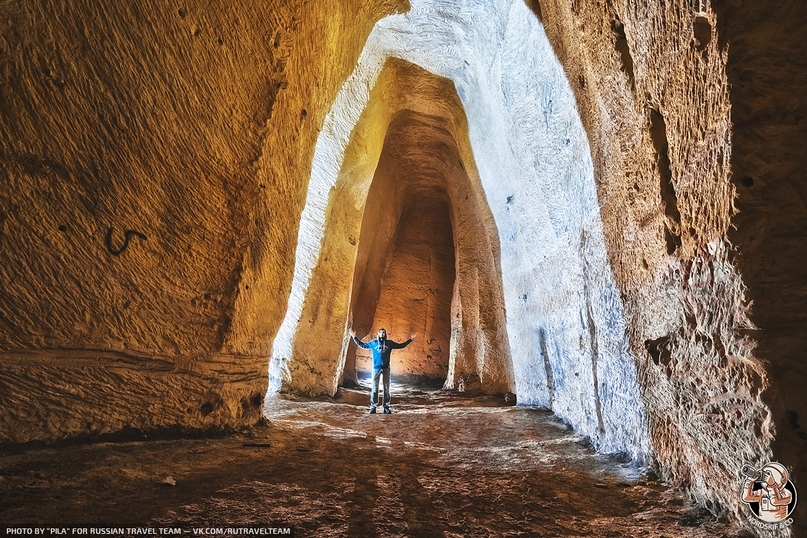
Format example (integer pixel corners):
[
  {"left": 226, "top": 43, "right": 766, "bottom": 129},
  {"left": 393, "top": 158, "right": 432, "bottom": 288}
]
[
  {"left": 369, "top": 408, "right": 376, "bottom": 414},
  {"left": 383, "top": 408, "right": 391, "bottom": 414}
]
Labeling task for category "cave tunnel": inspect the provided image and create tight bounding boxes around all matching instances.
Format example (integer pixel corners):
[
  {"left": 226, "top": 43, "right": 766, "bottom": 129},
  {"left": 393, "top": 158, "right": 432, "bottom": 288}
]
[
  {"left": 342, "top": 108, "right": 460, "bottom": 388},
  {"left": 346, "top": 192, "right": 456, "bottom": 386},
  {"left": 270, "top": 58, "right": 513, "bottom": 400},
  {"left": 0, "top": 0, "right": 805, "bottom": 535}
]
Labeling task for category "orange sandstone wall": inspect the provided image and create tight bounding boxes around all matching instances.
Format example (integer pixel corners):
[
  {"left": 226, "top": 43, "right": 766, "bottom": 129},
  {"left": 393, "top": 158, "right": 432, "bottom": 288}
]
[
  {"left": 354, "top": 197, "right": 455, "bottom": 380},
  {"left": 0, "top": 0, "right": 409, "bottom": 442}
]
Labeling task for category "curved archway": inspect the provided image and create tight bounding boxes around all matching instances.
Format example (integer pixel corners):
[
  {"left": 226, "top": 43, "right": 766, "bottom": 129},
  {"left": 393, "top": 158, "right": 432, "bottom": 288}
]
[
  {"left": 270, "top": 58, "right": 514, "bottom": 398},
  {"left": 0, "top": 0, "right": 793, "bottom": 531},
  {"left": 268, "top": 0, "right": 649, "bottom": 464},
  {"left": 345, "top": 120, "right": 457, "bottom": 385}
]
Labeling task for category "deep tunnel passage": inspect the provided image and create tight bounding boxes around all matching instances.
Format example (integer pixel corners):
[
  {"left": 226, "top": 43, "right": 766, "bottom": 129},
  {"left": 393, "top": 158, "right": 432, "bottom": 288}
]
[
  {"left": 340, "top": 104, "right": 485, "bottom": 390},
  {"left": 351, "top": 195, "right": 455, "bottom": 384},
  {"left": 302, "top": 61, "right": 515, "bottom": 397},
  {"left": 274, "top": 58, "right": 514, "bottom": 397},
  {"left": 265, "top": 0, "right": 799, "bottom": 530}
]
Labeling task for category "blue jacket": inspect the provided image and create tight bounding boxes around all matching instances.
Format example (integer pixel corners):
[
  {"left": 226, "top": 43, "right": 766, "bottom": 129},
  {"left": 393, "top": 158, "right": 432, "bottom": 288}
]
[{"left": 353, "top": 336, "right": 412, "bottom": 369}]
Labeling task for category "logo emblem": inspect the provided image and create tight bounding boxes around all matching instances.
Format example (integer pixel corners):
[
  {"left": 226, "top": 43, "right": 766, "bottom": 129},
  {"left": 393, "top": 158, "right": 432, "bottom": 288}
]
[{"left": 740, "top": 462, "right": 797, "bottom": 525}]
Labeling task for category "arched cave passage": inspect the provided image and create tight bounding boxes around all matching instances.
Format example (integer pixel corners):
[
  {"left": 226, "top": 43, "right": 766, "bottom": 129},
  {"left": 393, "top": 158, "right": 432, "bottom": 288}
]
[
  {"left": 269, "top": 58, "right": 514, "bottom": 399},
  {"left": 0, "top": 0, "right": 801, "bottom": 533},
  {"left": 270, "top": 0, "right": 650, "bottom": 464},
  {"left": 267, "top": 0, "right": 780, "bottom": 528},
  {"left": 346, "top": 193, "right": 456, "bottom": 386}
]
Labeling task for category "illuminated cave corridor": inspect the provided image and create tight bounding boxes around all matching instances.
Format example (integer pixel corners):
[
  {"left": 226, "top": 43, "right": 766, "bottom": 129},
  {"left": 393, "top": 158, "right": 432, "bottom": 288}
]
[
  {"left": 347, "top": 195, "right": 456, "bottom": 385},
  {"left": 339, "top": 99, "right": 462, "bottom": 388},
  {"left": 0, "top": 0, "right": 805, "bottom": 536}
]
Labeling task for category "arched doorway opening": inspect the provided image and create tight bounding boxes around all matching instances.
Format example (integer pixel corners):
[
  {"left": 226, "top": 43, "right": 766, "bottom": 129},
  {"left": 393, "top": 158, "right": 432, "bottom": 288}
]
[
  {"left": 268, "top": 60, "right": 514, "bottom": 400},
  {"left": 347, "top": 194, "right": 455, "bottom": 387}
]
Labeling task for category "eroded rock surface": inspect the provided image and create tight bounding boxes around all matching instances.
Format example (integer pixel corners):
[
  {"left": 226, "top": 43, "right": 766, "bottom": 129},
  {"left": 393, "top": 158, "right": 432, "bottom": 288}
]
[
  {"left": 0, "top": 0, "right": 409, "bottom": 440},
  {"left": 352, "top": 197, "right": 455, "bottom": 381},
  {"left": 270, "top": 1, "right": 650, "bottom": 468},
  {"left": 534, "top": 0, "right": 796, "bottom": 531},
  {"left": 0, "top": 0, "right": 803, "bottom": 535}
]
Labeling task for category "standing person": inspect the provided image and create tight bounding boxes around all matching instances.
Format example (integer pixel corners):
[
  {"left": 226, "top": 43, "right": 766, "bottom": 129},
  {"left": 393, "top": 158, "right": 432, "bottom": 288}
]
[{"left": 350, "top": 328, "right": 414, "bottom": 414}]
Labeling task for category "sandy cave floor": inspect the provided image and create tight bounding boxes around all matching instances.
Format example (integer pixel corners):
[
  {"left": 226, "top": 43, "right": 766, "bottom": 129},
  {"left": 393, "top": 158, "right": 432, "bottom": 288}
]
[{"left": 0, "top": 384, "right": 748, "bottom": 537}]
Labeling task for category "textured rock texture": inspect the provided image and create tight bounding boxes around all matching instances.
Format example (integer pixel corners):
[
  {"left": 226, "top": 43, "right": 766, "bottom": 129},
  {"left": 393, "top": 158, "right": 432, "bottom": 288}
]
[
  {"left": 271, "top": 0, "right": 650, "bottom": 464},
  {"left": 351, "top": 197, "right": 455, "bottom": 381},
  {"left": 713, "top": 1, "right": 807, "bottom": 534},
  {"left": 0, "top": 0, "right": 409, "bottom": 440},
  {"left": 0, "top": 0, "right": 802, "bottom": 534},
  {"left": 0, "top": 391, "right": 740, "bottom": 537},
  {"left": 0, "top": 350, "right": 266, "bottom": 443},
  {"left": 534, "top": 0, "right": 795, "bottom": 532}
]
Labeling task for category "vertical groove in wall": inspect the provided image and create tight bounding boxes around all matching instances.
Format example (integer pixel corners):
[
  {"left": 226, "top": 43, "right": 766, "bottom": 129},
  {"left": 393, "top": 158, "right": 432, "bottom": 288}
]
[
  {"left": 581, "top": 230, "right": 606, "bottom": 436},
  {"left": 538, "top": 327, "right": 554, "bottom": 408}
]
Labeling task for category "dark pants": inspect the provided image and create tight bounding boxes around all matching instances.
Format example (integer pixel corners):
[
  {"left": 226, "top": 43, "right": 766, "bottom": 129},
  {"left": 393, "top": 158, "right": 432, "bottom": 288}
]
[{"left": 371, "top": 367, "right": 390, "bottom": 410}]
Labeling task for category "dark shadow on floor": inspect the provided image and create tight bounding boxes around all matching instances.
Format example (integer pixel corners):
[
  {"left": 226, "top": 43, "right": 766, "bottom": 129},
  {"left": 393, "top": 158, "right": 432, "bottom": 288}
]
[{"left": 0, "top": 391, "right": 743, "bottom": 536}]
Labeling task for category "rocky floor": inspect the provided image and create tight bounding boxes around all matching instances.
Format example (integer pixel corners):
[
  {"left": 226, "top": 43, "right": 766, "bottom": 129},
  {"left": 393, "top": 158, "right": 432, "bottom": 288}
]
[{"left": 0, "top": 383, "right": 746, "bottom": 537}]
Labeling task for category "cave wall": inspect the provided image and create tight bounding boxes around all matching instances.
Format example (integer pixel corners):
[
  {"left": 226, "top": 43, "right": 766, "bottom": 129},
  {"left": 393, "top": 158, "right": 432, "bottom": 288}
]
[
  {"left": 269, "top": 0, "right": 650, "bottom": 462},
  {"left": 533, "top": 0, "right": 790, "bottom": 530},
  {"left": 0, "top": 0, "right": 800, "bottom": 533},
  {"left": 0, "top": 0, "right": 409, "bottom": 441},
  {"left": 712, "top": 0, "right": 807, "bottom": 533}
]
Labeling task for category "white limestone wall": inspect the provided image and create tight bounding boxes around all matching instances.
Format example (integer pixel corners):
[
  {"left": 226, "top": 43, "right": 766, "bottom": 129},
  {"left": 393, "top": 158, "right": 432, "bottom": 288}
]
[{"left": 270, "top": 0, "right": 652, "bottom": 462}]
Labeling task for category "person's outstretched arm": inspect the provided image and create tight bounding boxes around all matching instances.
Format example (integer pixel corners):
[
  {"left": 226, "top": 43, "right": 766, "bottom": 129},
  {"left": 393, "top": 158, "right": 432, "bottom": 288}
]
[
  {"left": 351, "top": 330, "right": 370, "bottom": 349},
  {"left": 389, "top": 334, "right": 416, "bottom": 349}
]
